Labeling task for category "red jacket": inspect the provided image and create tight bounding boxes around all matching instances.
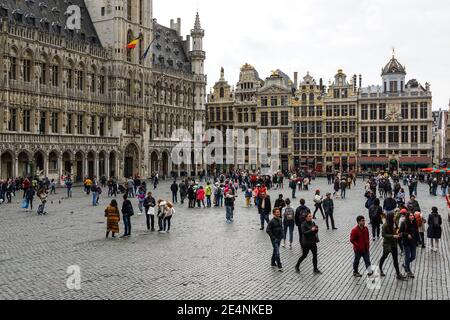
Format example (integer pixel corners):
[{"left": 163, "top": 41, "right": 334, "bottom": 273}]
[
  {"left": 196, "top": 188, "right": 205, "bottom": 201},
  {"left": 350, "top": 225, "right": 370, "bottom": 253}
]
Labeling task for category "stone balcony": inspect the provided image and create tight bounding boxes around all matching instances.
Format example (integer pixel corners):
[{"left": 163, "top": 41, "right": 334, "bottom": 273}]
[{"left": 0, "top": 133, "right": 119, "bottom": 148}]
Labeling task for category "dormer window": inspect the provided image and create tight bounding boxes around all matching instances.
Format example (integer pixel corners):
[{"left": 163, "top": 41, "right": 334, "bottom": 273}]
[
  {"left": 26, "top": 14, "right": 36, "bottom": 26},
  {"left": 38, "top": 2, "right": 48, "bottom": 9},
  {"left": 167, "top": 58, "right": 173, "bottom": 66},
  {"left": 174, "top": 49, "right": 179, "bottom": 56},
  {"left": 158, "top": 55, "right": 164, "bottom": 64},
  {"left": 0, "top": 7, "right": 8, "bottom": 18},
  {"left": 13, "top": 10, "right": 24, "bottom": 22}
]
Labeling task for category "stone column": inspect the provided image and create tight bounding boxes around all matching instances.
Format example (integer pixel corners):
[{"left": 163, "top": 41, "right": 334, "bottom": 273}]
[
  {"left": 94, "top": 153, "right": 99, "bottom": 179},
  {"left": 84, "top": 156, "right": 88, "bottom": 179},
  {"left": 58, "top": 153, "right": 63, "bottom": 185},
  {"left": 105, "top": 155, "right": 110, "bottom": 179},
  {"left": 44, "top": 155, "right": 49, "bottom": 178},
  {"left": 14, "top": 156, "right": 18, "bottom": 178}
]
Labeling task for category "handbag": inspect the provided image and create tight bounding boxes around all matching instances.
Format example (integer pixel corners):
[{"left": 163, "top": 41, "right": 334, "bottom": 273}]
[
  {"left": 21, "top": 198, "right": 29, "bottom": 209},
  {"left": 147, "top": 207, "right": 155, "bottom": 216}
]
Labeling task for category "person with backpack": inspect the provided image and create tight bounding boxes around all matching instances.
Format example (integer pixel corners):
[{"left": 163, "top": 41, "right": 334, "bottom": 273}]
[
  {"left": 369, "top": 198, "right": 383, "bottom": 241},
  {"left": 350, "top": 216, "right": 373, "bottom": 278},
  {"left": 415, "top": 211, "right": 426, "bottom": 249},
  {"left": 323, "top": 193, "right": 337, "bottom": 230},
  {"left": 295, "top": 199, "right": 311, "bottom": 246},
  {"left": 406, "top": 195, "right": 421, "bottom": 213},
  {"left": 143, "top": 192, "right": 156, "bottom": 231},
  {"left": 313, "top": 190, "right": 324, "bottom": 220},
  {"left": 105, "top": 199, "right": 120, "bottom": 239},
  {"left": 340, "top": 178, "right": 347, "bottom": 199},
  {"left": 289, "top": 178, "right": 297, "bottom": 199},
  {"left": 295, "top": 212, "right": 322, "bottom": 274},
  {"left": 187, "top": 184, "right": 195, "bottom": 208},
  {"left": 400, "top": 212, "right": 419, "bottom": 278},
  {"left": 427, "top": 207, "right": 443, "bottom": 253},
  {"left": 136, "top": 187, "right": 146, "bottom": 214},
  {"left": 379, "top": 213, "right": 407, "bottom": 280},
  {"left": 25, "top": 186, "right": 35, "bottom": 212},
  {"left": 258, "top": 192, "right": 271, "bottom": 230},
  {"left": 266, "top": 207, "right": 283, "bottom": 271},
  {"left": 179, "top": 181, "right": 187, "bottom": 205},
  {"left": 383, "top": 192, "right": 397, "bottom": 216},
  {"left": 196, "top": 186, "right": 206, "bottom": 208},
  {"left": 121, "top": 194, "right": 134, "bottom": 238},
  {"left": 282, "top": 199, "right": 295, "bottom": 249}
]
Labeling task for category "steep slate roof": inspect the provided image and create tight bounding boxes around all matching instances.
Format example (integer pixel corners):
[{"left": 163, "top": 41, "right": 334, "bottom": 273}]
[
  {"left": 151, "top": 23, "right": 191, "bottom": 73},
  {"left": 0, "top": 0, "right": 101, "bottom": 46},
  {"left": 381, "top": 56, "right": 406, "bottom": 76}
]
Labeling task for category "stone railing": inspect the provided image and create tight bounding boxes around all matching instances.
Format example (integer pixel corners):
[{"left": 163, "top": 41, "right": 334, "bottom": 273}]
[{"left": 0, "top": 133, "right": 119, "bottom": 147}]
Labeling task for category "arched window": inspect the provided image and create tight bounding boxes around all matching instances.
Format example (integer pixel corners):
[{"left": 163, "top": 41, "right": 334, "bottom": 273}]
[
  {"left": 301, "top": 93, "right": 307, "bottom": 104},
  {"left": 51, "top": 56, "right": 60, "bottom": 87},
  {"left": 175, "top": 86, "right": 180, "bottom": 105},
  {"left": 8, "top": 47, "right": 18, "bottom": 80},
  {"left": 76, "top": 62, "right": 84, "bottom": 91},
  {"left": 22, "top": 50, "right": 33, "bottom": 82},
  {"left": 220, "top": 87, "right": 224, "bottom": 98},
  {"left": 309, "top": 93, "right": 315, "bottom": 104},
  {"left": 127, "top": 0, "right": 132, "bottom": 21}
]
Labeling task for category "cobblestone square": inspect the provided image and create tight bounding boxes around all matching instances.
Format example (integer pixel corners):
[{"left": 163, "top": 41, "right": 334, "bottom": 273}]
[{"left": 0, "top": 178, "right": 449, "bottom": 300}]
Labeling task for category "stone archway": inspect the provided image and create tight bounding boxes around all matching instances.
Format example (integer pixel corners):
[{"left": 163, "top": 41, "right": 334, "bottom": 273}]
[
  {"left": 99, "top": 151, "right": 107, "bottom": 178},
  {"left": 48, "top": 151, "right": 59, "bottom": 177},
  {"left": 87, "top": 151, "right": 96, "bottom": 178},
  {"left": 150, "top": 151, "right": 159, "bottom": 175},
  {"left": 62, "top": 151, "right": 73, "bottom": 177},
  {"left": 17, "top": 151, "right": 31, "bottom": 177},
  {"left": 75, "top": 151, "right": 84, "bottom": 182},
  {"left": 33, "top": 151, "right": 45, "bottom": 176},
  {"left": 124, "top": 143, "right": 140, "bottom": 179},
  {"left": 1, "top": 151, "right": 14, "bottom": 179},
  {"left": 162, "top": 151, "right": 169, "bottom": 176},
  {"left": 109, "top": 151, "right": 117, "bottom": 178}
]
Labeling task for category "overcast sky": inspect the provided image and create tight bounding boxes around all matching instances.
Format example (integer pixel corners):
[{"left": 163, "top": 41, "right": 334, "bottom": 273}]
[{"left": 154, "top": 0, "right": 450, "bottom": 110}]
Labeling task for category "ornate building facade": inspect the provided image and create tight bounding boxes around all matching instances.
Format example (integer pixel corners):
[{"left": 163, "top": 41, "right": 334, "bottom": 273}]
[
  {"left": 207, "top": 54, "right": 433, "bottom": 174},
  {"left": 358, "top": 55, "right": 433, "bottom": 172},
  {"left": 0, "top": 0, "right": 206, "bottom": 181}
]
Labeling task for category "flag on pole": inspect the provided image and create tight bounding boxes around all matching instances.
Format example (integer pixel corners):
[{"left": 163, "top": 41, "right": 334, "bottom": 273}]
[
  {"left": 127, "top": 37, "right": 140, "bottom": 49},
  {"left": 141, "top": 43, "right": 152, "bottom": 60}
]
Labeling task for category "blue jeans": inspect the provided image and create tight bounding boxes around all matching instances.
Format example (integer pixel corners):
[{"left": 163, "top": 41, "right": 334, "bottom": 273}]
[
  {"left": 271, "top": 239, "right": 282, "bottom": 267},
  {"left": 206, "top": 196, "right": 211, "bottom": 207},
  {"left": 283, "top": 220, "right": 295, "bottom": 243},
  {"left": 226, "top": 205, "right": 234, "bottom": 221},
  {"left": 123, "top": 215, "right": 131, "bottom": 236},
  {"left": 291, "top": 188, "right": 296, "bottom": 198},
  {"left": 92, "top": 192, "right": 98, "bottom": 206},
  {"left": 172, "top": 192, "right": 178, "bottom": 203},
  {"left": 404, "top": 244, "right": 417, "bottom": 273},
  {"left": 260, "top": 213, "right": 269, "bottom": 228}
]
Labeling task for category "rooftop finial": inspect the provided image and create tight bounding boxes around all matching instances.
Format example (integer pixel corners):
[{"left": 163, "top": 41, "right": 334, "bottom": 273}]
[
  {"left": 220, "top": 67, "right": 224, "bottom": 80},
  {"left": 194, "top": 11, "right": 201, "bottom": 30},
  {"left": 392, "top": 46, "right": 396, "bottom": 58}
]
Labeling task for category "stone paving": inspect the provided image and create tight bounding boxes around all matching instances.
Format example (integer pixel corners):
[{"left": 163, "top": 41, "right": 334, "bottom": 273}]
[{"left": 0, "top": 178, "right": 449, "bottom": 300}]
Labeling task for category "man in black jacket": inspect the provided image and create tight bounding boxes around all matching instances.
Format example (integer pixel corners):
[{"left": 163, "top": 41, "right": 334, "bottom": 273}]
[
  {"left": 295, "top": 199, "right": 311, "bottom": 246},
  {"left": 322, "top": 193, "right": 337, "bottom": 230},
  {"left": 295, "top": 212, "right": 322, "bottom": 274},
  {"left": 274, "top": 194, "right": 286, "bottom": 211},
  {"left": 267, "top": 208, "right": 283, "bottom": 270},
  {"left": 258, "top": 192, "right": 272, "bottom": 230},
  {"left": 170, "top": 181, "right": 179, "bottom": 203}
]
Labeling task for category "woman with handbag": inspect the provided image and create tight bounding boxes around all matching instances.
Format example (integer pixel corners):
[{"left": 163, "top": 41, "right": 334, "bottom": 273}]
[
  {"left": 143, "top": 192, "right": 156, "bottom": 231},
  {"left": 105, "top": 199, "right": 120, "bottom": 239}
]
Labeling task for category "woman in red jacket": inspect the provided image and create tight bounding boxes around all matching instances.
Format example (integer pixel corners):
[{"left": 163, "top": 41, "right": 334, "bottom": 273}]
[
  {"left": 196, "top": 186, "right": 206, "bottom": 208},
  {"left": 350, "top": 216, "right": 374, "bottom": 278}
]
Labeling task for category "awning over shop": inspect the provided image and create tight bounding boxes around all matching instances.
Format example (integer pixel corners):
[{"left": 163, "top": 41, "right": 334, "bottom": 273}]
[
  {"left": 399, "top": 157, "right": 432, "bottom": 166},
  {"left": 359, "top": 157, "right": 389, "bottom": 165}
]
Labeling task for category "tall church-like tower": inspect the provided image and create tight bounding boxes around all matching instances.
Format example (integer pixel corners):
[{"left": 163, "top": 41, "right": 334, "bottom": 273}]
[{"left": 190, "top": 12, "right": 207, "bottom": 127}]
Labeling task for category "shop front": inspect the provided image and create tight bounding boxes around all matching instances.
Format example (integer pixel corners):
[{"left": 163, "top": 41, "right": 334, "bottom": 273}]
[{"left": 359, "top": 157, "right": 389, "bottom": 172}]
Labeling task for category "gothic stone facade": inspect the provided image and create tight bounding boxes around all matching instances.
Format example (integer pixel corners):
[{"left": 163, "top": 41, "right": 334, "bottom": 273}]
[{"left": 0, "top": 0, "right": 206, "bottom": 181}]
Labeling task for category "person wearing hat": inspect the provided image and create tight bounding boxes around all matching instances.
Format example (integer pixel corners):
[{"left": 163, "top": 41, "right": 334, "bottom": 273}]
[{"left": 322, "top": 193, "right": 337, "bottom": 230}]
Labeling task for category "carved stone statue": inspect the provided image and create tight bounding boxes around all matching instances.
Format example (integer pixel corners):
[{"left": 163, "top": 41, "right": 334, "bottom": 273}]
[{"left": 385, "top": 103, "right": 402, "bottom": 122}]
